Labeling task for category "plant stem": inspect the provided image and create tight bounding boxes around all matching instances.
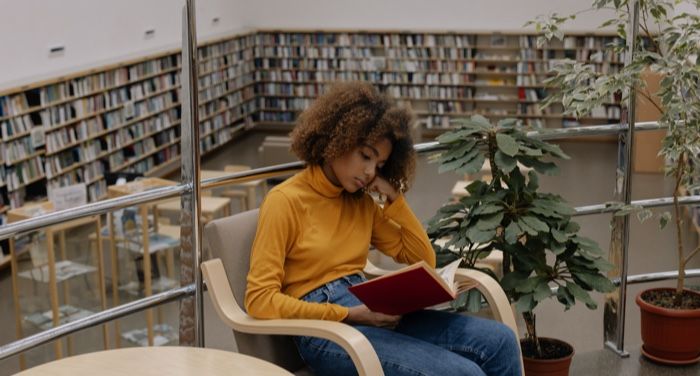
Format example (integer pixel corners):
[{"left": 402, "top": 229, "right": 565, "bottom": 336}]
[
  {"left": 686, "top": 245, "right": 700, "bottom": 265},
  {"left": 635, "top": 87, "right": 664, "bottom": 114},
  {"left": 673, "top": 153, "right": 686, "bottom": 306},
  {"left": 522, "top": 311, "right": 542, "bottom": 357}
]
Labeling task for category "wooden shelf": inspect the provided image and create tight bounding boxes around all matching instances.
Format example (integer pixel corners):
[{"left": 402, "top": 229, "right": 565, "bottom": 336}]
[{"left": 0, "top": 29, "right": 626, "bottom": 211}]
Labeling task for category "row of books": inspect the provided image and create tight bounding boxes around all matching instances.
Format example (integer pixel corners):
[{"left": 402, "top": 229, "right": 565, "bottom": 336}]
[
  {"left": 382, "top": 85, "right": 473, "bottom": 99},
  {"left": 0, "top": 56, "right": 183, "bottom": 118},
  {"left": 124, "top": 144, "right": 179, "bottom": 175},
  {"left": 0, "top": 30, "right": 629, "bottom": 209},
  {"left": 6, "top": 156, "right": 45, "bottom": 191},
  {"left": 255, "top": 32, "right": 478, "bottom": 48},
  {"left": 199, "top": 48, "right": 255, "bottom": 74},
  {"left": 47, "top": 159, "right": 104, "bottom": 186},
  {"left": 198, "top": 34, "right": 256, "bottom": 60},
  {"left": 254, "top": 46, "right": 376, "bottom": 59},
  {"left": 200, "top": 128, "right": 233, "bottom": 153},
  {"left": 255, "top": 32, "right": 627, "bottom": 55}
]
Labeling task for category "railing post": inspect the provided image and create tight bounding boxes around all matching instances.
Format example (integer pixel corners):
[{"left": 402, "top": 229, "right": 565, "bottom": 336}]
[
  {"left": 604, "top": 0, "right": 639, "bottom": 357},
  {"left": 178, "top": 0, "right": 204, "bottom": 347}
]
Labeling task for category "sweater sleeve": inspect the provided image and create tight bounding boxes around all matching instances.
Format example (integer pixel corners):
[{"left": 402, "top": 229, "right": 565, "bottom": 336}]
[
  {"left": 371, "top": 194, "right": 436, "bottom": 267},
  {"left": 244, "top": 191, "right": 349, "bottom": 321}
]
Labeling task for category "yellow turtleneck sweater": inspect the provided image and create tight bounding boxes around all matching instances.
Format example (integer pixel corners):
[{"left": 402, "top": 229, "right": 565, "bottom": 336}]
[{"left": 245, "top": 165, "right": 435, "bottom": 321}]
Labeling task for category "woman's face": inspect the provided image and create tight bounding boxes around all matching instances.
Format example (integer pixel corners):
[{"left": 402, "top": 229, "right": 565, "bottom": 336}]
[{"left": 322, "top": 137, "right": 392, "bottom": 193}]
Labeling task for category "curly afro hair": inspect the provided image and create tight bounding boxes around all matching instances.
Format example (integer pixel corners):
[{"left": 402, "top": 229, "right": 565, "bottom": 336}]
[{"left": 290, "top": 82, "right": 417, "bottom": 192}]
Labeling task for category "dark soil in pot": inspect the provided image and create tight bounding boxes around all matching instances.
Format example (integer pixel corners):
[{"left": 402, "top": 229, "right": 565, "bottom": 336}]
[
  {"left": 521, "top": 338, "right": 573, "bottom": 360},
  {"left": 641, "top": 289, "right": 700, "bottom": 310}
]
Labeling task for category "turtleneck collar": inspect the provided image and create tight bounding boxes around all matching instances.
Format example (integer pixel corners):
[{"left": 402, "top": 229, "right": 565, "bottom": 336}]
[{"left": 307, "top": 164, "right": 344, "bottom": 198}]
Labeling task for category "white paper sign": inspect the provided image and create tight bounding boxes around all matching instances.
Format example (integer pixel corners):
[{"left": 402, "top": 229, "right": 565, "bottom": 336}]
[{"left": 49, "top": 183, "right": 87, "bottom": 211}]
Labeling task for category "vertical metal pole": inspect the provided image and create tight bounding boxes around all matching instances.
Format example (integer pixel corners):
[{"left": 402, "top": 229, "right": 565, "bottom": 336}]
[
  {"left": 604, "top": 0, "right": 639, "bottom": 358},
  {"left": 179, "top": 0, "right": 204, "bottom": 347}
]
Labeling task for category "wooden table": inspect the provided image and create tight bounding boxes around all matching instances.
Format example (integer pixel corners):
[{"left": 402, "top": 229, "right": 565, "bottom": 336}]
[
  {"left": 107, "top": 178, "right": 177, "bottom": 347},
  {"left": 155, "top": 196, "right": 231, "bottom": 224},
  {"left": 202, "top": 169, "right": 267, "bottom": 210},
  {"left": 15, "top": 347, "right": 293, "bottom": 375},
  {"left": 8, "top": 201, "right": 107, "bottom": 368}
]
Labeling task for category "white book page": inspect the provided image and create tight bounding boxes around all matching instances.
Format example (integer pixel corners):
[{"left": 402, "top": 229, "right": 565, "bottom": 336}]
[{"left": 437, "top": 258, "right": 462, "bottom": 293}]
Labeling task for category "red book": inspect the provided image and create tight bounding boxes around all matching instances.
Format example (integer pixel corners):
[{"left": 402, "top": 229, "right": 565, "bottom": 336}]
[{"left": 349, "top": 260, "right": 463, "bottom": 315}]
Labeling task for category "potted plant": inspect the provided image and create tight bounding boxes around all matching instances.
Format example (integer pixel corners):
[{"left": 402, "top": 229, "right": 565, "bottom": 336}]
[
  {"left": 427, "top": 115, "right": 615, "bottom": 375},
  {"left": 527, "top": 0, "right": 700, "bottom": 364}
]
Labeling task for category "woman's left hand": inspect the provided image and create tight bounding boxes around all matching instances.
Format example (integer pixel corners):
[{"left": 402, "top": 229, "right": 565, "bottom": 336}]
[{"left": 367, "top": 175, "right": 399, "bottom": 204}]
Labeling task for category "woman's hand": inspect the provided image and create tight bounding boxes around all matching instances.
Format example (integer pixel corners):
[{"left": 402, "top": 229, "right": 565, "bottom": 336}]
[
  {"left": 367, "top": 175, "right": 399, "bottom": 204},
  {"left": 345, "top": 305, "right": 401, "bottom": 328}
]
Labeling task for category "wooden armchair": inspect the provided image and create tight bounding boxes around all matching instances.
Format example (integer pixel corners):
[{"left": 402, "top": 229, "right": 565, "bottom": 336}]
[{"left": 202, "top": 209, "right": 521, "bottom": 376}]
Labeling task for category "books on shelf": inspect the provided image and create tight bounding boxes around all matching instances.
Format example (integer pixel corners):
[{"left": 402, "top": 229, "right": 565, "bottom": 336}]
[
  {"left": 348, "top": 259, "right": 467, "bottom": 315},
  {"left": 0, "top": 30, "right": 630, "bottom": 209}
]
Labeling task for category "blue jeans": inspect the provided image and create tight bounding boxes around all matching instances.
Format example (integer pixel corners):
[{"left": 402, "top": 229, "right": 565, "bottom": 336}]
[{"left": 295, "top": 274, "right": 521, "bottom": 376}]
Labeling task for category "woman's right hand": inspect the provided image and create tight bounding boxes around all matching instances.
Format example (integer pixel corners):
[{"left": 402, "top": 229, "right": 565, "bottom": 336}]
[{"left": 344, "top": 305, "right": 401, "bottom": 328}]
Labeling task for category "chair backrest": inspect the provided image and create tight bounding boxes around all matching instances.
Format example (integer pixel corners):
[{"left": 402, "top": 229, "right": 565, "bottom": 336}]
[{"left": 204, "top": 209, "right": 306, "bottom": 372}]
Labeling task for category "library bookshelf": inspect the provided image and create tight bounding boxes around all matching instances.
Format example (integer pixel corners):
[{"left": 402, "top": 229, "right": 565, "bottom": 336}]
[{"left": 0, "top": 28, "right": 625, "bottom": 229}]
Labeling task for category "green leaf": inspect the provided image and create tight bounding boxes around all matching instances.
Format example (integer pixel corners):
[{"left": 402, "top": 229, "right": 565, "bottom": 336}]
[
  {"left": 567, "top": 282, "right": 597, "bottom": 309},
  {"left": 469, "top": 114, "right": 493, "bottom": 129},
  {"left": 476, "top": 212, "right": 504, "bottom": 230},
  {"left": 438, "top": 158, "right": 465, "bottom": 174},
  {"left": 505, "top": 221, "right": 522, "bottom": 244},
  {"left": 497, "top": 118, "right": 519, "bottom": 128},
  {"left": 466, "top": 227, "right": 496, "bottom": 243},
  {"left": 438, "top": 203, "right": 463, "bottom": 215},
  {"left": 550, "top": 241, "right": 566, "bottom": 255},
  {"left": 533, "top": 281, "right": 552, "bottom": 302},
  {"left": 466, "top": 289, "right": 483, "bottom": 312},
  {"left": 472, "top": 204, "right": 502, "bottom": 215},
  {"left": 659, "top": 212, "right": 672, "bottom": 229},
  {"left": 574, "top": 272, "right": 615, "bottom": 293},
  {"left": 519, "top": 157, "right": 559, "bottom": 175},
  {"left": 456, "top": 153, "right": 486, "bottom": 176},
  {"left": 439, "top": 139, "right": 478, "bottom": 162},
  {"left": 496, "top": 133, "right": 520, "bottom": 157},
  {"left": 501, "top": 271, "right": 529, "bottom": 290},
  {"left": 519, "top": 145, "right": 543, "bottom": 157},
  {"left": 517, "top": 219, "right": 539, "bottom": 236},
  {"left": 495, "top": 151, "right": 517, "bottom": 173},
  {"left": 556, "top": 286, "right": 575, "bottom": 309},
  {"left": 451, "top": 290, "right": 469, "bottom": 311},
  {"left": 573, "top": 236, "right": 603, "bottom": 255},
  {"left": 551, "top": 228, "right": 568, "bottom": 243},
  {"left": 564, "top": 221, "right": 581, "bottom": 234},
  {"left": 515, "top": 294, "right": 536, "bottom": 313},
  {"left": 520, "top": 215, "right": 550, "bottom": 233},
  {"left": 526, "top": 170, "right": 539, "bottom": 191},
  {"left": 516, "top": 277, "right": 540, "bottom": 293}
]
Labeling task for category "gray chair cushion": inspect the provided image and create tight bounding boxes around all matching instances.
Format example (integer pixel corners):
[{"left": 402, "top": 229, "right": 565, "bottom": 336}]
[{"left": 204, "top": 209, "right": 307, "bottom": 373}]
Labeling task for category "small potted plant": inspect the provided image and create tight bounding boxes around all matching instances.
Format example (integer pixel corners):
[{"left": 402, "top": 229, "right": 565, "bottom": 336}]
[
  {"left": 427, "top": 115, "right": 615, "bottom": 375},
  {"left": 527, "top": 0, "right": 700, "bottom": 364}
]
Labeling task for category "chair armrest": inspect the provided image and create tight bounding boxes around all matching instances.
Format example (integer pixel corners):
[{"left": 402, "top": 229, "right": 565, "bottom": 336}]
[
  {"left": 201, "top": 259, "right": 384, "bottom": 376},
  {"left": 454, "top": 268, "right": 524, "bottom": 375}
]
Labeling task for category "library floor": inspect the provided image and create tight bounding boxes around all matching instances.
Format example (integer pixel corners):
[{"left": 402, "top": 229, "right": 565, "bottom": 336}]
[{"left": 1, "top": 131, "right": 699, "bottom": 375}]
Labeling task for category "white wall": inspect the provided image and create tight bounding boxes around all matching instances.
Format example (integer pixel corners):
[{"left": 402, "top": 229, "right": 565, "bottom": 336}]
[
  {"left": 237, "top": 0, "right": 612, "bottom": 32},
  {"left": 0, "top": 0, "right": 246, "bottom": 90},
  {"left": 0, "top": 0, "right": 617, "bottom": 91}
]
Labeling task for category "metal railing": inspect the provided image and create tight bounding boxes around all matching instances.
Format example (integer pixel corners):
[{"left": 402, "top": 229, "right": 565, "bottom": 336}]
[
  {"left": 1, "top": 120, "right": 699, "bottom": 361},
  {"left": 2, "top": 0, "right": 699, "bottom": 366}
]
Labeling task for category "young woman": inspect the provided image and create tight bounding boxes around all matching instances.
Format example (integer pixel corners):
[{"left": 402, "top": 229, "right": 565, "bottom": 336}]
[{"left": 245, "top": 82, "right": 521, "bottom": 376}]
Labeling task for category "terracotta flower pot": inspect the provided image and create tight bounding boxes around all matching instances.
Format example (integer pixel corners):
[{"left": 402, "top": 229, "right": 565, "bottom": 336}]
[
  {"left": 521, "top": 337, "right": 574, "bottom": 376},
  {"left": 636, "top": 288, "right": 700, "bottom": 365}
]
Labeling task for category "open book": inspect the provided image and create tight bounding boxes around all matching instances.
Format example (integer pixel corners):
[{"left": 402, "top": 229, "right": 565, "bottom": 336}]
[{"left": 349, "top": 259, "right": 475, "bottom": 315}]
